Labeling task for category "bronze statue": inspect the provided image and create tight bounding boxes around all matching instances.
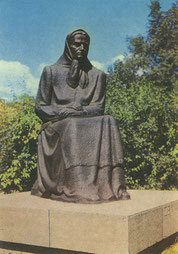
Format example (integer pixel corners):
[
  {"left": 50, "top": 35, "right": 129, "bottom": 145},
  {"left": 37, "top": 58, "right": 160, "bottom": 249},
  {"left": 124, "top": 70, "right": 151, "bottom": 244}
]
[{"left": 31, "top": 29, "right": 130, "bottom": 203}]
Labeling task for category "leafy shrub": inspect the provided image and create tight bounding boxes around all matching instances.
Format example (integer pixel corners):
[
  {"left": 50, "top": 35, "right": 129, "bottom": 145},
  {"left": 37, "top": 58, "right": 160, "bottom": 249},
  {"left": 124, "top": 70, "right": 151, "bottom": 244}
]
[
  {"left": 0, "top": 95, "right": 41, "bottom": 192},
  {"left": 105, "top": 80, "right": 177, "bottom": 189}
]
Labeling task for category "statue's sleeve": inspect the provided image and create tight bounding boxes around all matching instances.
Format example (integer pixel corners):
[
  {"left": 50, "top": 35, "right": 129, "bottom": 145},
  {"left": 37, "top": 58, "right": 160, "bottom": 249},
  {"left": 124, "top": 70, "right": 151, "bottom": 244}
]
[
  {"left": 83, "top": 71, "right": 106, "bottom": 115},
  {"left": 35, "top": 66, "right": 59, "bottom": 122}
]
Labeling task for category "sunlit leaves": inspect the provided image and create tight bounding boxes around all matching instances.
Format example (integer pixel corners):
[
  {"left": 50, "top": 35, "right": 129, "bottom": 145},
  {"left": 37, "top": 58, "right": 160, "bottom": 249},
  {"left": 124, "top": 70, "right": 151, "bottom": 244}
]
[{"left": 0, "top": 95, "right": 41, "bottom": 192}]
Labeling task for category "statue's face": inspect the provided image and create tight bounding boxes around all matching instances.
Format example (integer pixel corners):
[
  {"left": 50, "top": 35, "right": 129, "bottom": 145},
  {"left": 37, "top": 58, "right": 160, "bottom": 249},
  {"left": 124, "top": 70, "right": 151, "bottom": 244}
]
[{"left": 69, "top": 34, "right": 89, "bottom": 61}]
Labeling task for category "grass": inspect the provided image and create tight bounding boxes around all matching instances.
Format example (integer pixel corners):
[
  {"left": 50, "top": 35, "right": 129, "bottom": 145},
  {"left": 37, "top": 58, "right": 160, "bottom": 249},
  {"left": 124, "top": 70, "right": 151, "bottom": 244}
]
[{"left": 162, "top": 242, "right": 178, "bottom": 254}]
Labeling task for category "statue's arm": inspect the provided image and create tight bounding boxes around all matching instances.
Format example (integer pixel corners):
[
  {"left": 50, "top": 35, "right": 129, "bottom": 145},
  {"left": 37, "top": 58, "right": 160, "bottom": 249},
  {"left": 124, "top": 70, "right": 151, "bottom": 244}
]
[
  {"left": 35, "top": 66, "right": 60, "bottom": 122},
  {"left": 83, "top": 71, "right": 106, "bottom": 116}
]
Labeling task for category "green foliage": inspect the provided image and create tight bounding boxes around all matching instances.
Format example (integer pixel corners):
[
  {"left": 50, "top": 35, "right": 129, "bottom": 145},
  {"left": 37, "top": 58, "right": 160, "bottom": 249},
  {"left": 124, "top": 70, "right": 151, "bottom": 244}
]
[
  {"left": 0, "top": 95, "right": 41, "bottom": 192},
  {"left": 106, "top": 79, "right": 177, "bottom": 189},
  {"left": 128, "top": 0, "right": 178, "bottom": 90},
  {"left": 105, "top": 0, "right": 177, "bottom": 190}
]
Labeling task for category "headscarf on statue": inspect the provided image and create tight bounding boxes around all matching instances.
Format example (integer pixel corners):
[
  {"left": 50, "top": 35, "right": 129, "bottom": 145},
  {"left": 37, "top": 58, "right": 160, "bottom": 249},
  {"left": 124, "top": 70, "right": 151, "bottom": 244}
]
[{"left": 57, "top": 29, "right": 92, "bottom": 89}]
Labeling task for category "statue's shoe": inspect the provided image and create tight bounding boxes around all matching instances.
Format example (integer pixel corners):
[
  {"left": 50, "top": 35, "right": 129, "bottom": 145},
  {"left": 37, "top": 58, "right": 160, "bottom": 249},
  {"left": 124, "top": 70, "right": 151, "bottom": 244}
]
[
  {"left": 117, "top": 188, "right": 131, "bottom": 200},
  {"left": 119, "top": 191, "right": 130, "bottom": 200}
]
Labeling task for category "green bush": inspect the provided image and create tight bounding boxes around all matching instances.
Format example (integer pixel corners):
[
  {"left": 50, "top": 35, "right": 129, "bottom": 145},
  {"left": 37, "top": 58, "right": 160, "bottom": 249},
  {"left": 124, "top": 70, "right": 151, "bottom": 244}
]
[
  {"left": 0, "top": 95, "right": 41, "bottom": 192},
  {"left": 105, "top": 80, "right": 177, "bottom": 189}
]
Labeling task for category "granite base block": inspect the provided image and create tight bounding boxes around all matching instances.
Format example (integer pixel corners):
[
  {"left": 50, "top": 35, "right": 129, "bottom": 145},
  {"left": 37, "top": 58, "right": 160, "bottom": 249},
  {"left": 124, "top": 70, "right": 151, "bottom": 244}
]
[{"left": 0, "top": 190, "right": 177, "bottom": 254}]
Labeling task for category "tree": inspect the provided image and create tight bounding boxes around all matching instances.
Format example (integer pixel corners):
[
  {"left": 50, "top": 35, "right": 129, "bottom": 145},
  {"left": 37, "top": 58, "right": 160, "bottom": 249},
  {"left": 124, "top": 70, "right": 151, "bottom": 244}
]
[
  {"left": 129, "top": 0, "right": 178, "bottom": 90},
  {"left": 105, "top": 0, "right": 177, "bottom": 190}
]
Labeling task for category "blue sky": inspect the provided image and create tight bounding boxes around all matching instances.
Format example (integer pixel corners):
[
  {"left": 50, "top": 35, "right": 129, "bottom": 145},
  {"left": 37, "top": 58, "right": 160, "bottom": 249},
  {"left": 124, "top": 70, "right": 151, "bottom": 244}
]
[{"left": 0, "top": 0, "right": 175, "bottom": 99}]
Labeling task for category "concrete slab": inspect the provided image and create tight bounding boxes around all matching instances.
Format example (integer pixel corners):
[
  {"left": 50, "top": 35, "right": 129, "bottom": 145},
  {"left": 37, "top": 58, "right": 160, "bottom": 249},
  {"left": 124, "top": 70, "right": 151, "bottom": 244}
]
[
  {"left": 0, "top": 190, "right": 177, "bottom": 254},
  {"left": 50, "top": 209, "right": 128, "bottom": 254},
  {"left": 0, "top": 207, "right": 49, "bottom": 247},
  {"left": 128, "top": 207, "right": 163, "bottom": 253}
]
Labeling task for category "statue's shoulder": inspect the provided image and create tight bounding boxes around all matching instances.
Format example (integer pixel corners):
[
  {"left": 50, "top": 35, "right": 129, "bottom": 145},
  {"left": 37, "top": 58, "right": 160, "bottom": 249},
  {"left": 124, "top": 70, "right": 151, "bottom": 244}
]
[
  {"left": 41, "top": 64, "right": 52, "bottom": 74},
  {"left": 42, "top": 62, "right": 61, "bottom": 75},
  {"left": 91, "top": 65, "right": 106, "bottom": 78}
]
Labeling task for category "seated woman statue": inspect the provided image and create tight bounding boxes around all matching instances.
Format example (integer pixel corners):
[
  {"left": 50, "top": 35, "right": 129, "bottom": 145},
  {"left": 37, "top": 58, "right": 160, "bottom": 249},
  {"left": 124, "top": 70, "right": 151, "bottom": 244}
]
[{"left": 31, "top": 29, "right": 130, "bottom": 203}]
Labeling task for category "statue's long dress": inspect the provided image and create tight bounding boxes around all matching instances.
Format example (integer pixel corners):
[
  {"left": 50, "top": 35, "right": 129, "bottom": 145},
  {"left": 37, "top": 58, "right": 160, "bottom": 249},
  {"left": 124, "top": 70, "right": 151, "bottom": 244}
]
[{"left": 31, "top": 55, "right": 126, "bottom": 203}]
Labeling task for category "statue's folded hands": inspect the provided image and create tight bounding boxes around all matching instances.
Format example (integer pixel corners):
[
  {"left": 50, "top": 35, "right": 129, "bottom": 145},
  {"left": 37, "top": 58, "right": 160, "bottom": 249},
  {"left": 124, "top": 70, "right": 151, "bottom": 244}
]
[{"left": 56, "top": 107, "right": 84, "bottom": 118}]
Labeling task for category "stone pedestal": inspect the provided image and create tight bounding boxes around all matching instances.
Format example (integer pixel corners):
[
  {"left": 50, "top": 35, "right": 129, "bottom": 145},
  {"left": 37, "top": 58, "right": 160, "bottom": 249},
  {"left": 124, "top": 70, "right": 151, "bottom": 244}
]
[{"left": 0, "top": 190, "right": 177, "bottom": 254}]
